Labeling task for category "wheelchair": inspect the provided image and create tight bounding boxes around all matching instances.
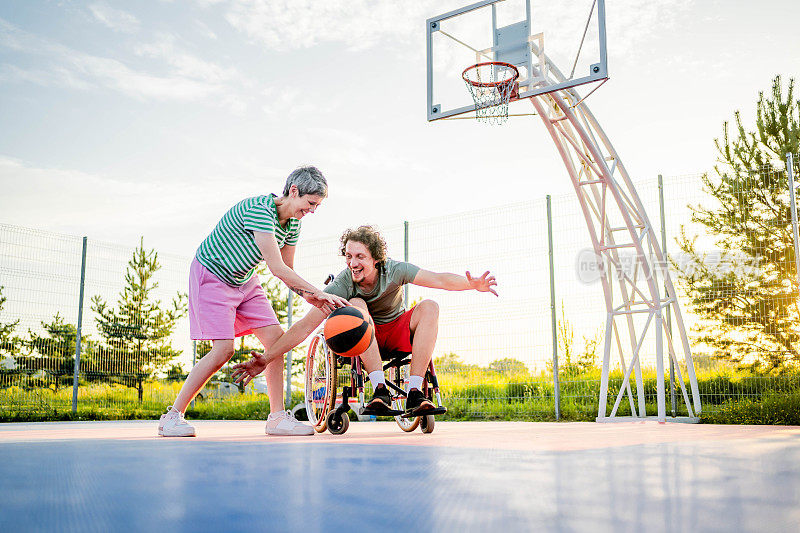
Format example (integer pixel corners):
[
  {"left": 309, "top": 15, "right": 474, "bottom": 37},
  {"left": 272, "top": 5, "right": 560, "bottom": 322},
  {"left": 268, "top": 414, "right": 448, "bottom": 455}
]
[{"left": 303, "top": 325, "right": 447, "bottom": 435}]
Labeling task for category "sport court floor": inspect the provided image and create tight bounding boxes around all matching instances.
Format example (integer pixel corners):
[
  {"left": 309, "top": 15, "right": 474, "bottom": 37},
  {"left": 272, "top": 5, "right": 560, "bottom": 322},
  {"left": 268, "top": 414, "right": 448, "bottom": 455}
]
[{"left": 1, "top": 420, "right": 798, "bottom": 532}]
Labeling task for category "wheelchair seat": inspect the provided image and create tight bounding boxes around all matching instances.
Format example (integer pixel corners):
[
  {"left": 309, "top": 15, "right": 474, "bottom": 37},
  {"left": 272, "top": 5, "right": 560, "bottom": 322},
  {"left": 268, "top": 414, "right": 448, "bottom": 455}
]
[{"left": 379, "top": 348, "right": 412, "bottom": 370}]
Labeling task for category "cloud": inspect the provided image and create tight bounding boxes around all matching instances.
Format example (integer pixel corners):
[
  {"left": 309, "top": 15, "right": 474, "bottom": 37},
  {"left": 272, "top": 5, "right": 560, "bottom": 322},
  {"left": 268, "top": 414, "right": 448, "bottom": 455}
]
[
  {"left": 260, "top": 86, "right": 323, "bottom": 116},
  {"left": 194, "top": 20, "right": 218, "bottom": 40},
  {"left": 0, "top": 63, "right": 94, "bottom": 90},
  {"left": 0, "top": 156, "right": 226, "bottom": 255},
  {"left": 216, "top": 0, "right": 693, "bottom": 58},
  {"left": 605, "top": 0, "right": 694, "bottom": 62},
  {"left": 89, "top": 2, "right": 140, "bottom": 33},
  {"left": 221, "top": 0, "right": 432, "bottom": 51},
  {"left": 0, "top": 154, "right": 399, "bottom": 258},
  {"left": 74, "top": 53, "right": 223, "bottom": 101},
  {"left": 0, "top": 18, "right": 240, "bottom": 103},
  {"left": 134, "top": 34, "right": 242, "bottom": 84}
]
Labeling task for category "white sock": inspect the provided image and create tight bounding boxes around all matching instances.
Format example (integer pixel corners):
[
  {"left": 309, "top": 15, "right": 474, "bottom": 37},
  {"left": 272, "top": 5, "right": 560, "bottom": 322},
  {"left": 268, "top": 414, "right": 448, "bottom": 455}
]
[
  {"left": 368, "top": 371, "right": 386, "bottom": 387},
  {"left": 269, "top": 410, "right": 286, "bottom": 418},
  {"left": 407, "top": 375, "right": 424, "bottom": 393}
]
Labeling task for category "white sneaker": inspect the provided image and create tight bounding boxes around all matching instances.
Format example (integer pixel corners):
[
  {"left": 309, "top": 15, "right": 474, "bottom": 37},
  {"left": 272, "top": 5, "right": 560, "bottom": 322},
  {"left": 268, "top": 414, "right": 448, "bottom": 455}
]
[
  {"left": 159, "top": 406, "right": 196, "bottom": 437},
  {"left": 266, "top": 410, "right": 315, "bottom": 436},
  {"left": 157, "top": 408, "right": 170, "bottom": 435}
]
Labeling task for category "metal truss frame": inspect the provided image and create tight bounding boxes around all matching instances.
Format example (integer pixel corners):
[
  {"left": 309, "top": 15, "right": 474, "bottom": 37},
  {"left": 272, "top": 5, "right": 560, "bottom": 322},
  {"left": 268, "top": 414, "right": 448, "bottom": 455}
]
[{"left": 527, "top": 59, "right": 702, "bottom": 422}]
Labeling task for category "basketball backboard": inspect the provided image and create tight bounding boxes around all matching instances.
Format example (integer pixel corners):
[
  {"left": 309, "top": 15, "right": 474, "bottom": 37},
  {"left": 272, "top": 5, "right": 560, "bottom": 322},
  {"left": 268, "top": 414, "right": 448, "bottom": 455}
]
[{"left": 426, "top": 0, "right": 607, "bottom": 121}]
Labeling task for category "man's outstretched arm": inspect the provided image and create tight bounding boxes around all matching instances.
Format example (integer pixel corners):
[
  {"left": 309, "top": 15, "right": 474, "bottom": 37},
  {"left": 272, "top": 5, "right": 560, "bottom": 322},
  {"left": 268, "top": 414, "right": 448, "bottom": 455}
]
[
  {"left": 411, "top": 269, "right": 498, "bottom": 296},
  {"left": 231, "top": 307, "right": 327, "bottom": 386}
]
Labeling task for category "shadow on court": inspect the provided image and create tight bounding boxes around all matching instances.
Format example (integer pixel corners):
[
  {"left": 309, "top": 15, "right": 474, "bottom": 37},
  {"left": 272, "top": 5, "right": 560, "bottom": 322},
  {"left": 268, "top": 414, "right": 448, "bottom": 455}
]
[{"left": 0, "top": 421, "right": 798, "bottom": 532}]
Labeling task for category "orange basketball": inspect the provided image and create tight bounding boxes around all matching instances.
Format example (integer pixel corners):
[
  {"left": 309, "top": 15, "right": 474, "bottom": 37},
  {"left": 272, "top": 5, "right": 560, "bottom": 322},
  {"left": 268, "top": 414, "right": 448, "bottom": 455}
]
[{"left": 324, "top": 306, "right": 374, "bottom": 357}]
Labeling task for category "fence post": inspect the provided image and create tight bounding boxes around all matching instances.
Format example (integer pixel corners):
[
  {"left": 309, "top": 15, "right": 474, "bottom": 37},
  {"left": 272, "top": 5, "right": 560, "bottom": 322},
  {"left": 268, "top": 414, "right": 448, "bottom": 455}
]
[
  {"left": 190, "top": 340, "right": 197, "bottom": 410},
  {"left": 71, "top": 237, "right": 88, "bottom": 413},
  {"left": 546, "top": 196, "right": 560, "bottom": 420},
  {"left": 285, "top": 292, "right": 293, "bottom": 410},
  {"left": 404, "top": 221, "right": 410, "bottom": 307},
  {"left": 786, "top": 154, "right": 800, "bottom": 300},
  {"left": 658, "top": 175, "right": 677, "bottom": 417}
]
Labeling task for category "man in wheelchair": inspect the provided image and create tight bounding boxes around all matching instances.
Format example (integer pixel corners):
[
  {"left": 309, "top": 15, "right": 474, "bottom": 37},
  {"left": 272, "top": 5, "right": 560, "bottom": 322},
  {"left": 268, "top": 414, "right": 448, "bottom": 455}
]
[{"left": 233, "top": 225, "right": 497, "bottom": 417}]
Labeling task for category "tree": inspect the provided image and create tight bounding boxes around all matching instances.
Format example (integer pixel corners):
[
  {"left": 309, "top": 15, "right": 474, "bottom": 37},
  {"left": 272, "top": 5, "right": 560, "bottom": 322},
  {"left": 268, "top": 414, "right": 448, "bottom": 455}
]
[
  {"left": 91, "top": 239, "right": 187, "bottom": 402},
  {"left": 165, "top": 362, "right": 187, "bottom": 382},
  {"left": 20, "top": 313, "right": 95, "bottom": 390},
  {"left": 261, "top": 274, "right": 292, "bottom": 325},
  {"left": 434, "top": 352, "right": 481, "bottom": 374},
  {"left": 488, "top": 358, "right": 529, "bottom": 375},
  {"left": 0, "top": 286, "right": 22, "bottom": 379},
  {"left": 0, "top": 286, "right": 20, "bottom": 355},
  {"left": 677, "top": 75, "right": 800, "bottom": 373}
]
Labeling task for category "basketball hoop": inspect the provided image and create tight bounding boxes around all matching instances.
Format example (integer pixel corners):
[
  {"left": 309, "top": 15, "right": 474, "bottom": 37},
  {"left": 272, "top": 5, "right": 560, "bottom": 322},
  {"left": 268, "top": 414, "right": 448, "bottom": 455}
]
[{"left": 462, "top": 61, "right": 520, "bottom": 124}]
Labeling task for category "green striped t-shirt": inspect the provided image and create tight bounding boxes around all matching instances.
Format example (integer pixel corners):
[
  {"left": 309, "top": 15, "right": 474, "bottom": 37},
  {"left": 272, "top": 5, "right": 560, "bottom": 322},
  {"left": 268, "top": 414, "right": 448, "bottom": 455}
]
[{"left": 195, "top": 194, "right": 301, "bottom": 286}]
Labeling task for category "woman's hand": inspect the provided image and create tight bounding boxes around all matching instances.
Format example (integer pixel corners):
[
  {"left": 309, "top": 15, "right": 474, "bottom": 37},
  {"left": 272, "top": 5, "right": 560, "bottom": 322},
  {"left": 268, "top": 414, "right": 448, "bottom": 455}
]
[{"left": 303, "top": 290, "right": 349, "bottom": 315}]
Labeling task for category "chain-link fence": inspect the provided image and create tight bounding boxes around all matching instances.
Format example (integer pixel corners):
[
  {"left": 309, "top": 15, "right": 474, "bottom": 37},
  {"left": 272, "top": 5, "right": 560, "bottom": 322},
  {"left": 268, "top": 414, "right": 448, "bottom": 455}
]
[
  {"left": 1, "top": 154, "right": 799, "bottom": 419},
  {"left": 0, "top": 227, "right": 193, "bottom": 416}
]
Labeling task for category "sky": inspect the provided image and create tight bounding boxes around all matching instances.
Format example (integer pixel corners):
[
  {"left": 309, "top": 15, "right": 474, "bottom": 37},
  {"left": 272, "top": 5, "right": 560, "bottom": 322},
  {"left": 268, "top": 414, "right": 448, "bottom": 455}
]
[{"left": 0, "top": 0, "right": 799, "bottom": 258}]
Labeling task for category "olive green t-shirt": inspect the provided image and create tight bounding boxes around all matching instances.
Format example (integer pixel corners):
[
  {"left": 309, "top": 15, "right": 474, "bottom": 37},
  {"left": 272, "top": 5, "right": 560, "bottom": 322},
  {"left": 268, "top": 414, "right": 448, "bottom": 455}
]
[{"left": 323, "top": 259, "right": 420, "bottom": 324}]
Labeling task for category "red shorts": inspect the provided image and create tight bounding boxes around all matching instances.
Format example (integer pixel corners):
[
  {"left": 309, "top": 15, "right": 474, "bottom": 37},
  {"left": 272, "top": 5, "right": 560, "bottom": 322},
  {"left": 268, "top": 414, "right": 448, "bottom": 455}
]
[{"left": 374, "top": 308, "right": 414, "bottom": 354}]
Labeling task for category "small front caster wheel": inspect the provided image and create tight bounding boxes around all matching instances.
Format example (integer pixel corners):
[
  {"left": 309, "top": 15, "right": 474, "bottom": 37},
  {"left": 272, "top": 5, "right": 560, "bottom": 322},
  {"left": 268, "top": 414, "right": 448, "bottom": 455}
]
[{"left": 326, "top": 410, "right": 350, "bottom": 435}]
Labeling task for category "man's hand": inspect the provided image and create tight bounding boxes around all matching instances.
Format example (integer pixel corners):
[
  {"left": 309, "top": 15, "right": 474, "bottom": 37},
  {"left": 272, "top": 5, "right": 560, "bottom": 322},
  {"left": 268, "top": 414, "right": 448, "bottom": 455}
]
[
  {"left": 303, "top": 290, "right": 349, "bottom": 315},
  {"left": 231, "top": 350, "right": 268, "bottom": 387},
  {"left": 466, "top": 270, "right": 498, "bottom": 297}
]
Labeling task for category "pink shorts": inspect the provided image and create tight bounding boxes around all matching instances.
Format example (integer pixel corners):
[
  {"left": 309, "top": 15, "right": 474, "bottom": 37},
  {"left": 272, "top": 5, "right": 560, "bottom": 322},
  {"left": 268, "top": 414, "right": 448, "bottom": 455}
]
[{"left": 188, "top": 259, "right": 280, "bottom": 340}]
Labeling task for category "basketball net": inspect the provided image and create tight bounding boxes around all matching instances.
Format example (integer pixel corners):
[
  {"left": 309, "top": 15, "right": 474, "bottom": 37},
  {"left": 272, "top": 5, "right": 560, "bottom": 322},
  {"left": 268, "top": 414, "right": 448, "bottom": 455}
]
[{"left": 462, "top": 62, "right": 519, "bottom": 124}]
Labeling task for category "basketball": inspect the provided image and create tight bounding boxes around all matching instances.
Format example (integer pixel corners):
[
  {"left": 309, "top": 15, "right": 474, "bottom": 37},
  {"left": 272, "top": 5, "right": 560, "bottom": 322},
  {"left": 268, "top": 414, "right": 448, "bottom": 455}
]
[{"left": 324, "top": 306, "right": 374, "bottom": 357}]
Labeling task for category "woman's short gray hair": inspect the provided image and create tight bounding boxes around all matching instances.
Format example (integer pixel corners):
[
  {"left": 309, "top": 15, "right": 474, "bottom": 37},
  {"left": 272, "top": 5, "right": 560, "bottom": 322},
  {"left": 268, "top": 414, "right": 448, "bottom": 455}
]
[{"left": 283, "top": 166, "right": 328, "bottom": 198}]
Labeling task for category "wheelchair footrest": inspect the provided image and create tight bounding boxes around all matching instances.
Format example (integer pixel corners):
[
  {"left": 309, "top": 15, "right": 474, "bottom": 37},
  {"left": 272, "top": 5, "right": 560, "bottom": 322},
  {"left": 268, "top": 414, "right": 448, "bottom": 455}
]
[
  {"left": 401, "top": 406, "right": 448, "bottom": 419},
  {"left": 359, "top": 406, "right": 403, "bottom": 416}
]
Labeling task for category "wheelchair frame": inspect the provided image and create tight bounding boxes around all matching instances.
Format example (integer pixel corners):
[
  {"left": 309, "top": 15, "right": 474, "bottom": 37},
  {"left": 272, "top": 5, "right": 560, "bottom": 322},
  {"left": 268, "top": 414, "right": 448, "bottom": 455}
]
[{"left": 303, "top": 328, "right": 447, "bottom": 435}]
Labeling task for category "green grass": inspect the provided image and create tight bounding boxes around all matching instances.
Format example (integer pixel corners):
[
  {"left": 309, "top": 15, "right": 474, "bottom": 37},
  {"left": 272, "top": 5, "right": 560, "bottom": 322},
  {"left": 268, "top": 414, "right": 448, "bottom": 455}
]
[
  {"left": 699, "top": 389, "right": 800, "bottom": 425},
  {"left": 0, "top": 380, "right": 306, "bottom": 422},
  {"left": 1, "top": 370, "right": 798, "bottom": 424}
]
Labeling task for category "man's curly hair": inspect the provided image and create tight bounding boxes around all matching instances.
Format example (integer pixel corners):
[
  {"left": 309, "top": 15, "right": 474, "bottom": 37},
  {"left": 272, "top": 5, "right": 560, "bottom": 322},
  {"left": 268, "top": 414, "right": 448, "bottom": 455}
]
[{"left": 339, "top": 225, "right": 388, "bottom": 265}]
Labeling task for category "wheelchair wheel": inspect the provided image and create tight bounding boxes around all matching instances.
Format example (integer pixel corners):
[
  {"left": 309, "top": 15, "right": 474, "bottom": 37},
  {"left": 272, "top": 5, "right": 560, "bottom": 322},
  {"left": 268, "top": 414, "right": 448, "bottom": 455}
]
[
  {"left": 304, "top": 333, "right": 337, "bottom": 433},
  {"left": 420, "top": 414, "right": 435, "bottom": 434},
  {"left": 388, "top": 364, "right": 420, "bottom": 432},
  {"left": 326, "top": 410, "right": 350, "bottom": 435}
]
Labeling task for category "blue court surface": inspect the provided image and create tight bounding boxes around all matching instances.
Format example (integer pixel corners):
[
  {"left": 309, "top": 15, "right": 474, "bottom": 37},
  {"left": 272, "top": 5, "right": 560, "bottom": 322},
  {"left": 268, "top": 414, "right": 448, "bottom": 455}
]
[{"left": 1, "top": 420, "right": 799, "bottom": 532}]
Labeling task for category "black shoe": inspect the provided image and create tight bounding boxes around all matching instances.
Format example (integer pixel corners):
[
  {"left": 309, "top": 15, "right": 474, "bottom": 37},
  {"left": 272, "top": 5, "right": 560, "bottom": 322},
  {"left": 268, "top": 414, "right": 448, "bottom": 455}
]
[
  {"left": 404, "top": 388, "right": 435, "bottom": 416},
  {"left": 364, "top": 384, "right": 392, "bottom": 414}
]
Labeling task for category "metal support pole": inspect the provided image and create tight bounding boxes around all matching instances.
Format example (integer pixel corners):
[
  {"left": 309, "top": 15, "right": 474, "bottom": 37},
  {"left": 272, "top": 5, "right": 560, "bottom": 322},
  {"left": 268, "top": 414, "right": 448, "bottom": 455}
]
[
  {"left": 546, "top": 196, "right": 560, "bottom": 420},
  {"left": 655, "top": 310, "right": 666, "bottom": 422},
  {"left": 404, "top": 221, "right": 410, "bottom": 307},
  {"left": 190, "top": 340, "right": 197, "bottom": 410},
  {"left": 285, "top": 292, "right": 294, "bottom": 410},
  {"left": 71, "top": 237, "right": 87, "bottom": 413},
  {"left": 658, "top": 175, "right": 676, "bottom": 416},
  {"left": 786, "top": 154, "right": 800, "bottom": 301}
]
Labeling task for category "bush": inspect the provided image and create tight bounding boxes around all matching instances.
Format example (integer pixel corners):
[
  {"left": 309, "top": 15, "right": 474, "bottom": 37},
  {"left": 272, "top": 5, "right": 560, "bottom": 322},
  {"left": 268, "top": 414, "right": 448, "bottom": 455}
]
[{"left": 700, "top": 389, "right": 800, "bottom": 425}]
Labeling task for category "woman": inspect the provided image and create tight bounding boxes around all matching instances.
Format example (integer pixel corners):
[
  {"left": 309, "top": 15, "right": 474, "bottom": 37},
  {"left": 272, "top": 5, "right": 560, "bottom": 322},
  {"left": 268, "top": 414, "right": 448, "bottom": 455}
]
[{"left": 160, "top": 166, "right": 348, "bottom": 437}]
